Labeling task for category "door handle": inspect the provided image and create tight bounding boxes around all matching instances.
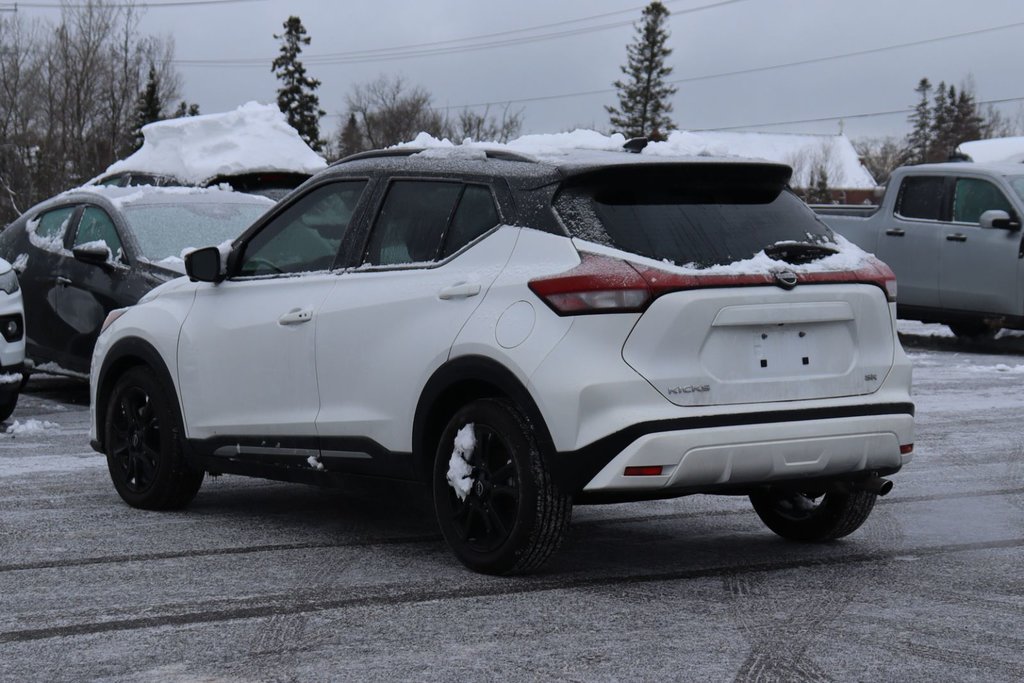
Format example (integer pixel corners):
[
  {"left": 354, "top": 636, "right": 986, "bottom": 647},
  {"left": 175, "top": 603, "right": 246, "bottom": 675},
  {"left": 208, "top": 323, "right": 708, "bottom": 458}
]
[
  {"left": 885, "top": 228, "right": 905, "bottom": 237},
  {"left": 55, "top": 276, "right": 72, "bottom": 285},
  {"left": 946, "top": 233, "right": 967, "bottom": 242},
  {"left": 278, "top": 308, "right": 313, "bottom": 325},
  {"left": 438, "top": 282, "right": 481, "bottom": 300}
]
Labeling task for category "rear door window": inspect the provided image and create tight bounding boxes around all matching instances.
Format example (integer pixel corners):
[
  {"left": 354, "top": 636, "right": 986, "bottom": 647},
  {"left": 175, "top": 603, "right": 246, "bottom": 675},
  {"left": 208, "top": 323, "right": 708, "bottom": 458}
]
[
  {"left": 896, "top": 176, "right": 946, "bottom": 221},
  {"left": 554, "top": 167, "right": 835, "bottom": 268},
  {"left": 441, "top": 185, "right": 501, "bottom": 258},
  {"left": 30, "top": 206, "right": 77, "bottom": 250},
  {"left": 363, "top": 181, "right": 462, "bottom": 266}
]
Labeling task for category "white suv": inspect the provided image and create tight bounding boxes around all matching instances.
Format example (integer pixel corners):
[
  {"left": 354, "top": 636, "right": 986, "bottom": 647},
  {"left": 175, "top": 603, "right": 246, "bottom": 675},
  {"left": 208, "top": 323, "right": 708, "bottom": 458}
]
[
  {"left": 0, "top": 257, "right": 25, "bottom": 421},
  {"left": 90, "top": 144, "right": 914, "bottom": 574}
]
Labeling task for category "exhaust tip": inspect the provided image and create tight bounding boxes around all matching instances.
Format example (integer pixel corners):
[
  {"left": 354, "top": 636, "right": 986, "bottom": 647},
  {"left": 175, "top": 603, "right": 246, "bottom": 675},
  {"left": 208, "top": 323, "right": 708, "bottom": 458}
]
[{"left": 855, "top": 475, "right": 893, "bottom": 497}]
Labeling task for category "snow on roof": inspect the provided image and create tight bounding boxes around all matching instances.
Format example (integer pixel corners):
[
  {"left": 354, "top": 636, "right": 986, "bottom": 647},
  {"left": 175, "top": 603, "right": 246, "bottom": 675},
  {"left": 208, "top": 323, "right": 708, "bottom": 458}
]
[
  {"left": 956, "top": 137, "right": 1024, "bottom": 163},
  {"left": 101, "top": 102, "right": 327, "bottom": 185},
  {"left": 398, "top": 129, "right": 876, "bottom": 188},
  {"left": 69, "top": 184, "right": 275, "bottom": 211}
]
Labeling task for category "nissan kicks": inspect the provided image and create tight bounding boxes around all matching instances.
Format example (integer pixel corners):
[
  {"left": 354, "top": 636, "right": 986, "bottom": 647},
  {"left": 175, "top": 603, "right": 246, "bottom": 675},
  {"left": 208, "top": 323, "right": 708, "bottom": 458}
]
[{"left": 90, "top": 141, "right": 914, "bottom": 574}]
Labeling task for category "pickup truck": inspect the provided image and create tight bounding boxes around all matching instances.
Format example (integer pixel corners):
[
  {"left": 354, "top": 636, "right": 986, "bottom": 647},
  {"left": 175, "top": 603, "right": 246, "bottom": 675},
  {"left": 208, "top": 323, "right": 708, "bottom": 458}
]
[{"left": 815, "top": 161, "right": 1024, "bottom": 337}]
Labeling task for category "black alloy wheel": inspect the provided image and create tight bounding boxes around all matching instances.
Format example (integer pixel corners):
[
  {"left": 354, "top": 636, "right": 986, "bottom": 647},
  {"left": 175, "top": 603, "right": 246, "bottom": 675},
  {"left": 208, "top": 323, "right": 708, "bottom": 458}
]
[
  {"left": 749, "top": 484, "right": 877, "bottom": 542},
  {"left": 433, "top": 398, "right": 572, "bottom": 575},
  {"left": 104, "top": 366, "right": 203, "bottom": 510}
]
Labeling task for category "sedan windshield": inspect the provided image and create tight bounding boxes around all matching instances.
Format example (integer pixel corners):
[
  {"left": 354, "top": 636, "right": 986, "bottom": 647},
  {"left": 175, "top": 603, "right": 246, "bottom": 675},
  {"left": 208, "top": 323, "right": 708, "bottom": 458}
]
[{"left": 123, "top": 202, "right": 269, "bottom": 262}]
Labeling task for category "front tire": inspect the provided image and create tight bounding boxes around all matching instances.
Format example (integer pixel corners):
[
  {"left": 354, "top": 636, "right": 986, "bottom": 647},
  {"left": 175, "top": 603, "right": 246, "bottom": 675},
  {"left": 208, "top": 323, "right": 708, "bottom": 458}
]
[
  {"left": 432, "top": 398, "right": 572, "bottom": 575},
  {"left": 0, "top": 390, "right": 17, "bottom": 423},
  {"left": 749, "top": 483, "right": 877, "bottom": 542},
  {"left": 103, "top": 366, "right": 203, "bottom": 510},
  {"left": 948, "top": 321, "right": 999, "bottom": 339}
]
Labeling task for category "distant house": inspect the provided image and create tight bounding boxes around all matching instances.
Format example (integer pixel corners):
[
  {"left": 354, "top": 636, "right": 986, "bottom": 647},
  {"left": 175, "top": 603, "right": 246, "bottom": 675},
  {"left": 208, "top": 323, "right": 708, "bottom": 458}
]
[{"left": 692, "top": 131, "right": 879, "bottom": 204}]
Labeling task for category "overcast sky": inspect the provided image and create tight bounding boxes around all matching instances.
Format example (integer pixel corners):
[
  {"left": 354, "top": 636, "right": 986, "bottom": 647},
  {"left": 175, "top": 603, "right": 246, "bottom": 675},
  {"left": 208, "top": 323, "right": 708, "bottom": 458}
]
[{"left": 19, "top": 0, "right": 1024, "bottom": 142}]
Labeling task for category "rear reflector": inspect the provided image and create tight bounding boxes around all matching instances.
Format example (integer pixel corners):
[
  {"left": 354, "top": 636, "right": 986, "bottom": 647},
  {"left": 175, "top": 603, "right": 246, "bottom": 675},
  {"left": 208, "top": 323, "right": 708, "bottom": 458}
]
[
  {"left": 624, "top": 465, "right": 664, "bottom": 476},
  {"left": 900, "top": 444, "right": 914, "bottom": 454}
]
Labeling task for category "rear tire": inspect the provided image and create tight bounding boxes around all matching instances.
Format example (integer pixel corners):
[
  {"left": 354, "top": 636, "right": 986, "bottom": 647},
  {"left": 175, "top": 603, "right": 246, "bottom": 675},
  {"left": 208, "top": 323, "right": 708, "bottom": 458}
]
[
  {"left": 103, "top": 366, "right": 203, "bottom": 510},
  {"left": 749, "top": 483, "right": 876, "bottom": 542},
  {"left": 432, "top": 398, "right": 572, "bottom": 575}
]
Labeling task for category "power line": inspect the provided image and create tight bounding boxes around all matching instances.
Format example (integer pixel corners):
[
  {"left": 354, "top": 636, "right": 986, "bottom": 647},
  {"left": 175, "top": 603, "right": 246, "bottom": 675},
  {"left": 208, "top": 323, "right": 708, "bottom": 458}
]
[
  {"left": 11, "top": 0, "right": 268, "bottom": 7},
  {"left": 171, "top": 0, "right": 754, "bottom": 66},
  {"left": 419, "top": 18, "right": 1024, "bottom": 112},
  {"left": 692, "top": 95, "right": 1024, "bottom": 132}
]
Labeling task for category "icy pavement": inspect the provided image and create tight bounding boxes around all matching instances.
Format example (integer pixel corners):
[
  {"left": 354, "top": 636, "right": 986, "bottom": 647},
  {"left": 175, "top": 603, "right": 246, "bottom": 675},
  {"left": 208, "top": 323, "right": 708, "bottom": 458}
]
[{"left": 0, "top": 350, "right": 1022, "bottom": 681}]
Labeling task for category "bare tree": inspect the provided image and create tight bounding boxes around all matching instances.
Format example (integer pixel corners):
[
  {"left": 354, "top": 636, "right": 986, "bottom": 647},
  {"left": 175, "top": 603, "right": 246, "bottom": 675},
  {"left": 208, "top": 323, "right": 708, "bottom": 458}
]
[
  {"left": 854, "top": 137, "right": 904, "bottom": 185},
  {"left": 453, "top": 104, "right": 523, "bottom": 143},
  {"left": 345, "top": 75, "right": 448, "bottom": 149}
]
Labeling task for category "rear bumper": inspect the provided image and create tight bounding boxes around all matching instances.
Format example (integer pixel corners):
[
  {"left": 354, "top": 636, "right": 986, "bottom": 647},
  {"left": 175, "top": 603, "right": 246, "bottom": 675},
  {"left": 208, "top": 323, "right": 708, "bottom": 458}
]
[{"left": 549, "top": 403, "right": 914, "bottom": 498}]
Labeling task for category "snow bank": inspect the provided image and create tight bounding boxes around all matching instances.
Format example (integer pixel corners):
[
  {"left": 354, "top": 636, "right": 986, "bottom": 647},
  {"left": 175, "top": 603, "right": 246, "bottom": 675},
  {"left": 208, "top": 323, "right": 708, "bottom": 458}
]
[
  {"left": 446, "top": 424, "right": 476, "bottom": 501},
  {"left": 101, "top": 101, "right": 327, "bottom": 185},
  {"left": 5, "top": 419, "right": 60, "bottom": 435},
  {"left": 396, "top": 129, "right": 876, "bottom": 188}
]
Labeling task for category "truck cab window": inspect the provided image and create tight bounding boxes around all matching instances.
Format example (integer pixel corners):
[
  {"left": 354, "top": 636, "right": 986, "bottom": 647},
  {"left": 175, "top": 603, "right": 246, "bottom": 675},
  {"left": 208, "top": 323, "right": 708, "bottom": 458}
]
[
  {"left": 896, "top": 176, "right": 945, "bottom": 221},
  {"left": 953, "top": 178, "right": 1014, "bottom": 224}
]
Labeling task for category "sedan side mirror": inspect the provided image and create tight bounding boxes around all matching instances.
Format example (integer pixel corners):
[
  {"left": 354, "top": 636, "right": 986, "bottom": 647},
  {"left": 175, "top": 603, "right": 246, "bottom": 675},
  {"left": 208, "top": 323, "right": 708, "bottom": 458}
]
[
  {"left": 979, "top": 209, "right": 1021, "bottom": 231},
  {"left": 72, "top": 243, "right": 112, "bottom": 267},
  {"left": 185, "top": 246, "right": 224, "bottom": 283}
]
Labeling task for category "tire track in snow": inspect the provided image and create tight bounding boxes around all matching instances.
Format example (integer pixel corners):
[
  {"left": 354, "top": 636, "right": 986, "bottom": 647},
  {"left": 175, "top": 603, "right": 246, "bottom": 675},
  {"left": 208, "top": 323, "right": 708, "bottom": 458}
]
[
  {"left": 2, "top": 537, "right": 1022, "bottom": 645},
  {"left": 3, "top": 486, "right": 1020, "bottom": 574}
]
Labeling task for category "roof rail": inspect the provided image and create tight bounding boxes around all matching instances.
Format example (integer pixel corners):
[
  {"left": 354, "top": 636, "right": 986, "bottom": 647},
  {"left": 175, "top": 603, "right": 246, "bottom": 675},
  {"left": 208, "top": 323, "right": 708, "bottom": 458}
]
[{"left": 332, "top": 147, "right": 538, "bottom": 166}]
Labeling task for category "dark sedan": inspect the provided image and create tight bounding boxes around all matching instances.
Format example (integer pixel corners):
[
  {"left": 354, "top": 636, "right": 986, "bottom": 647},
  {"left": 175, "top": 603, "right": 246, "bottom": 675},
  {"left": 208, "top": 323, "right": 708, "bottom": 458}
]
[{"left": 0, "top": 186, "right": 272, "bottom": 376}]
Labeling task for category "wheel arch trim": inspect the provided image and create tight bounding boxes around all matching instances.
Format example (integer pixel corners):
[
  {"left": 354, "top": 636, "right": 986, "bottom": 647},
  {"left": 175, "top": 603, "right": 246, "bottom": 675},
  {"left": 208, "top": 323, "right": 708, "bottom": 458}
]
[{"left": 412, "top": 354, "right": 556, "bottom": 483}]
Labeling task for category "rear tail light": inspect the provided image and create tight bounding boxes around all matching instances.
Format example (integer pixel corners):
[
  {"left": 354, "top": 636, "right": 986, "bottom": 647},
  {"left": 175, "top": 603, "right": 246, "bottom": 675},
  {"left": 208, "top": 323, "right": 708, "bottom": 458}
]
[
  {"left": 527, "top": 253, "right": 652, "bottom": 314},
  {"left": 900, "top": 444, "right": 914, "bottom": 455},
  {"left": 528, "top": 252, "right": 899, "bottom": 315}
]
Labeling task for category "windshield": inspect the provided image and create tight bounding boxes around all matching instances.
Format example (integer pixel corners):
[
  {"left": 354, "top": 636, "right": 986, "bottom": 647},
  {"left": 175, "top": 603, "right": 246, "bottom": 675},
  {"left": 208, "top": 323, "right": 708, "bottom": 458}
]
[
  {"left": 554, "top": 166, "right": 835, "bottom": 267},
  {"left": 123, "top": 202, "right": 269, "bottom": 262}
]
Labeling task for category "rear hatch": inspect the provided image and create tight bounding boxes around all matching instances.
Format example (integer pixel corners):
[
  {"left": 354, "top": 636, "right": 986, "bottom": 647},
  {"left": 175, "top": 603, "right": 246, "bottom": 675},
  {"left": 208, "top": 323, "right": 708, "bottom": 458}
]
[{"left": 552, "top": 161, "right": 897, "bottom": 407}]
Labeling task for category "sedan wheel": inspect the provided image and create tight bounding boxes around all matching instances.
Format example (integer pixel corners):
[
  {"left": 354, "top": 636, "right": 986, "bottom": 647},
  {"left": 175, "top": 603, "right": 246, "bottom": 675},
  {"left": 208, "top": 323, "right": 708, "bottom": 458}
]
[
  {"left": 433, "top": 398, "right": 571, "bottom": 575},
  {"left": 104, "top": 367, "right": 203, "bottom": 510}
]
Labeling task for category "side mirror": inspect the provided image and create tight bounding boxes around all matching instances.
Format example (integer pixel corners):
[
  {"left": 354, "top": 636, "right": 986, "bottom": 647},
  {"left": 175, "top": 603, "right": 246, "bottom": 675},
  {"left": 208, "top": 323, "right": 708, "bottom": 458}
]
[
  {"left": 72, "top": 243, "right": 112, "bottom": 267},
  {"left": 184, "top": 246, "right": 224, "bottom": 283},
  {"left": 979, "top": 209, "right": 1020, "bottom": 231}
]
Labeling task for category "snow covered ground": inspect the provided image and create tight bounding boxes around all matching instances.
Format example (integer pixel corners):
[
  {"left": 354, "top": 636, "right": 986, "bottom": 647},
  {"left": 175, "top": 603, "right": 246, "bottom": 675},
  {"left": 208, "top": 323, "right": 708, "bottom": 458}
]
[{"left": 0, "top": 339, "right": 1022, "bottom": 680}]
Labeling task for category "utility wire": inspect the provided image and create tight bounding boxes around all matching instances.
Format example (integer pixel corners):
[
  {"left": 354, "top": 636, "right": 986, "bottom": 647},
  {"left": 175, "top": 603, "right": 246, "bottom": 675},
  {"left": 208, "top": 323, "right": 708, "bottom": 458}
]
[
  {"left": 693, "top": 95, "right": 1024, "bottom": 132},
  {"left": 417, "top": 19, "right": 1024, "bottom": 112},
  {"left": 11, "top": 0, "right": 268, "bottom": 8},
  {"left": 171, "top": 0, "right": 753, "bottom": 66}
]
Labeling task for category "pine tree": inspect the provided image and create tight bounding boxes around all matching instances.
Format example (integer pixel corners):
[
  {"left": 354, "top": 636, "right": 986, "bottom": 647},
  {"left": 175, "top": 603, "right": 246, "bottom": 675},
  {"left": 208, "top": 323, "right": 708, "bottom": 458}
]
[
  {"left": 272, "top": 15, "right": 325, "bottom": 151},
  {"left": 606, "top": 1, "right": 676, "bottom": 140},
  {"left": 905, "top": 78, "right": 932, "bottom": 164},
  {"left": 174, "top": 101, "right": 200, "bottom": 118},
  {"left": 337, "top": 113, "right": 364, "bottom": 158},
  {"left": 133, "top": 65, "right": 163, "bottom": 149}
]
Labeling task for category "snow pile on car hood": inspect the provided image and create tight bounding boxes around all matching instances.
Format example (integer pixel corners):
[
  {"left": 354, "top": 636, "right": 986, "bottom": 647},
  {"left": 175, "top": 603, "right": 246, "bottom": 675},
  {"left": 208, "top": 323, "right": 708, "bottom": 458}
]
[{"left": 101, "top": 101, "right": 327, "bottom": 184}]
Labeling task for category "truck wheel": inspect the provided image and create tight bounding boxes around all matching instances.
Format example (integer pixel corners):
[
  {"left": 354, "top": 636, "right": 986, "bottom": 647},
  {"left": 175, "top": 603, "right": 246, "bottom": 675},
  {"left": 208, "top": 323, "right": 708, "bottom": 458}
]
[
  {"left": 104, "top": 366, "right": 203, "bottom": 510},
  {"left": 948, "top": 322, "right": 998, "bottom": 339},
  {"left": 433, "top": 398, "right": 572, "bottom": 575},
  {"left": 749, "top": 484, "right": 876, "bottom": 542}
]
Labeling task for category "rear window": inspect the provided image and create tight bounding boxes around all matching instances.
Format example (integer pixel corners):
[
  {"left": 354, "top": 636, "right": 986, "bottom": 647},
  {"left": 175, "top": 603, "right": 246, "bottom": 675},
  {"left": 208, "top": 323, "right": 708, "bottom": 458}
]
[{"left": 553, "top": 166, "right": 835, "bottom": 267}]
